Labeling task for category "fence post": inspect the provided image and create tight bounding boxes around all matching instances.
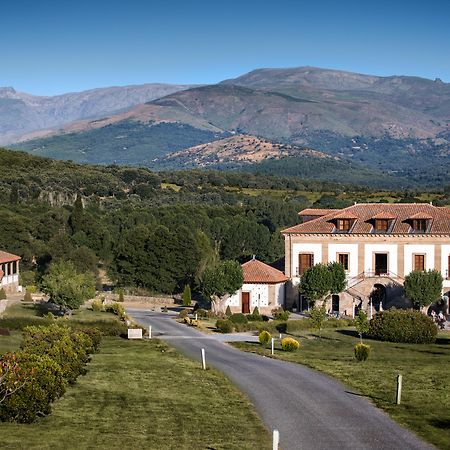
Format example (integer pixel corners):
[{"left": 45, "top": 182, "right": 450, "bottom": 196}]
[
  {"left": 148, "top": 325, "right": 152, "bottom": 339},
  {"left": 396, "top": 374, "right": 402, "bottom": 404},
  {"left": 273, "top": 429, "right": 279, "bottom": 450},
  {"left": 201, "top": 348, "right": 206, "bottom": 370},
  {"left": 271, "top": 338, "right": 275, "bottom": 355}
]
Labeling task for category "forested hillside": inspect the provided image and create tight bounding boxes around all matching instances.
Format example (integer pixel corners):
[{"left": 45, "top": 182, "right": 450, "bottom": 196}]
[{"left": 1, "top": 148, "right": 448, "bottom": 295}]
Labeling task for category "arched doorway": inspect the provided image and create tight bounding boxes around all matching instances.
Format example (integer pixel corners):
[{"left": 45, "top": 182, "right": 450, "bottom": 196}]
[{"left": 370, "top": 284, "right": 386, "bottom": 312}]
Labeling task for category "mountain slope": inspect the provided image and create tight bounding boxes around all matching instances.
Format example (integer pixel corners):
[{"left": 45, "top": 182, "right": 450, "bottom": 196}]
[{"left": 0, "top": 83, "right": 196, "bottom": 144}]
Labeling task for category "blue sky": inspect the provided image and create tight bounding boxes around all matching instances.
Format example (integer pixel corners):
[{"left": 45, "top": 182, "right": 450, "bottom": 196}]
[{"left": 1, "top": 0, "right": 449, "bottom": 95}]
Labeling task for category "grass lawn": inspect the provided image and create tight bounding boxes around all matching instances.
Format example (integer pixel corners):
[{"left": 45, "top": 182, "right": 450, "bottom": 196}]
[
  {"left": 0, "top": 335, "right": 270, "bottom": 449},
  {"left": 233, "top": 328, "right": 450, "bottom": 450}
]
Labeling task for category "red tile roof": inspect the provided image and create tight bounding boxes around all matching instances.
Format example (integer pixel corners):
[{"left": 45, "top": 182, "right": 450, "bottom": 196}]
[
  {"left": 372, "top": 211, "right": 398, "bottom": 219},
  {"left": 242, "top": 258, "right": 288, "bottom": 284},
  {"left": 0, "top": 251, "right": 21, "bottom": 264},
  {"left": 282, "top": 203, "right": 450, "bottom": 235},
  {"left": 408, "top": 212, "right": 433, "bottom": 219}
]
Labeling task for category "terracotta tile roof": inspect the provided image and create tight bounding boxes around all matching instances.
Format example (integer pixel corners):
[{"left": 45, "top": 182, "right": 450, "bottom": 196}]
[
  {"left": 438, "top": 207, "right": 450, "bottom": 215},
  {"left": 0, "top": 251, "right": 21, "bottom": 264},
  {"left": 408, "top": 212, "right": 433, "bottom": 219},
  {"left": 298, "top": 208, "right": 338, "bottom": 217},
  {"left": 372, "top": 211, "right": 397, "bottom": 219},
  {"left": 282, "top": 203, "right": 450, "bottom": 235},
  {"left": 242, "top": 258, "right": 288, "bottom": 284}
]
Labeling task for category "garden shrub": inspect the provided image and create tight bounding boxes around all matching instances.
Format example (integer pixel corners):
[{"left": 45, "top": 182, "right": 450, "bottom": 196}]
[
  {"left": 0, "top": 289, "right": 6, "bottom": 300},
  {"left": 0, "top": 316, "right": 53, "bottom": 330},
  {"left": 105, "top": 303, "right": 126, "bottom": 320},
  {"left": 0, "top": 351, "right": 67, "bottom": 423},
  {"left": 229, "top": 313, "right": 248, "bottom": 325},
  {"left": 183, "top": 317, "right": 192, "bottom": 325},
  {"left": 91, "top": 299, "right": 104, "bottom": 312},
  {"left": 117, "top": 288, "right": 125, "bottom": 303},
  {"left": 354, "top": 343, "right": 371, "bottom": 361},
  {"left": 195, "top": 308, "right": 208, "bottom": 318},
  {"left": 281, "top": 337, "right": 300, "bottom": 352},
  {"left": 26, "top": 285, "right": 37, "bottom": 294},
  {"left": 23, "top": 292, "right": 33, "bottom": 302},
  {"left": 272, "top": 307, "right": 290, "bottom": 321},
  {"left": 182, "top": 284, "right": 191, "bottom": 306},
  {"left": 225, "top": 305, "right": 232, "bottom": 317},
  {"left": 261, "top": 315, "right": 270, "bottom": 322},
  {"left": 78, "top": 328, "right": 102, "bottom": 352},
  {"left": 178, "top": 309, "right": 189, "bottom": 318},
  {"left": 246, "top": 313, "right": 263, "bottom": 321},
  {"left": 367, "top": 309, "right": 437, "bottom": 344},
  {"left": 215, "top": 319, "right": 234, "bottom": 333},
  {"left": 258, "top": 330, "right": 272, "bottom": 346}
]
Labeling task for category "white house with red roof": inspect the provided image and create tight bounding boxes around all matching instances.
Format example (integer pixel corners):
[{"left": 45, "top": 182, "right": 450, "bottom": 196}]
[
  {"left": 282, "top": 203, "right": 450, "bottom": 316},
  {"left": 226, "top": 257, "right": 288, "bottom": 314},
  {"left": 0, "top": 250, "right": 21, "bottom": 293}
]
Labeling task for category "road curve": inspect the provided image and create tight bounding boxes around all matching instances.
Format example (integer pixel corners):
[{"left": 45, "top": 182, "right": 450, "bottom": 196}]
[{"left": 128, "top": 309, "right": 432, "bottom": 450}]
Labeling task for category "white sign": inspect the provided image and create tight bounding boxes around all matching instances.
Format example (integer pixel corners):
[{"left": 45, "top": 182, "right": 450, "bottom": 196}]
[{"left": 128, "top": 328, "right": 143, "bottom": 339}]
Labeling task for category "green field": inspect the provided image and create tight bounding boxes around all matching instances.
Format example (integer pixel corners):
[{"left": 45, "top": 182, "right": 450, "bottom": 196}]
[
  {"left": 233, "top": 328, "right": 450, "bottom": 449},
  {"left": 0, "top": 332, "right": 270, "bottom": 450}
]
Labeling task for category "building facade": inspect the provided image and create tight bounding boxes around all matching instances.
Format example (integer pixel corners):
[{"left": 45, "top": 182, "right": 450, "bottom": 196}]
[
  {"left": 226, "top": 258, "right": 288, "bottom": 315},
  {"left": 0, "top": 250, "right": 21, "bottom": 293},
  {"left": 282, "top": 204, "right": 450, "bottom": 316}
]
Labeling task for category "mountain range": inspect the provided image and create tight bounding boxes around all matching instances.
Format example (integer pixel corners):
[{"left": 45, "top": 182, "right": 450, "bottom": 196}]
[{"left": 5, "top": 67, "right": 450, "bottom": 188}]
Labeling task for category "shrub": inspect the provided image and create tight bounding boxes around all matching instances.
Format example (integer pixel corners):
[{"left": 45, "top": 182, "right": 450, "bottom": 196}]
[
  {"left": 23, "top": 292, "right": 33, "bottom": 302},
  {"left": 0, "top": 351, "right": 67, "bottom": 423},
  {"left": 43, "top": 312, "right": 55, "bottom": 320},
  {"left": 195, "top": 308, "right": 208, "bottom": 318},
  {"left": 252, "top": 306, "right": 260, "bottom": 316},
  {"left": 105, "top": 303, "right": 126, "bottom": 320},
  {"left": 178, "top": 309, "right": 189, "bottom": 318},
  {"left": 91, "top": 298, "right": 104, "bottom": 312},
  {"left": 354, "top": 343, "right": 371, "bottom": 361},
  {"left": 117, "top": 288, "right": 125, "bottom": 303},
  {"left": 367, "top": 309, "right": 437, "bottom": 344},
  {"left": 272, "top": 307, "right": 290, "bottom": 321},
  {"left": 246, "top": 313, "right": 262, "bottom": 321},
  {"left": 182, "top": 284, "right": 192, "bottom": 306},
  {"left": 183, "top": 317, "right": 191, "bottom": 325},
  {"left": 215, "top": 319, "right": 234, "bottom": 333},
  {"left": 189, "top": 320, "right": 199, "bottom": 327},
  {"left": 79, "top": 328, "right": 102, "bottom": 352},
  {"left": 225, "top": 305, "right": 232, "bottom": 317},
  {"left": 229, "top": 313, "right": 248, "bottom": 325},
  {"left": 261, "top": 315, "right": 270, "bottom": 322},
  {"left": 281, "top": 337, "right": 300, "bottom": 352},
  {"left": 258, "top": 330, "right": 272, "bottom": 346},
  {"left": 26, "top": 285, "right": 37, "bottom": 293},
  {"left": 0, "top": 289, "right": 6, "bottom": 300}
]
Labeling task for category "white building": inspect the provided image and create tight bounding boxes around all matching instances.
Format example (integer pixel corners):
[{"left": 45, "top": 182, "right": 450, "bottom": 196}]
[
  {"left": 282, "top": 204, "right": 450, "bottom": 315},
  {"left": 0, "top": 250, "right": 21, "bottom": 293}
]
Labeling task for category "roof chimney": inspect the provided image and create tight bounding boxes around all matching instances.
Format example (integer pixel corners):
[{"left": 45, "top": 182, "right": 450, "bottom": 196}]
[{"left": 252, "top": 255, "right": 256, "bottom": 260}]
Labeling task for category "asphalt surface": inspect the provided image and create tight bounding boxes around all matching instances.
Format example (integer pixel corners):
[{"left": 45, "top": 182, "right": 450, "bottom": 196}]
[{"left": 128, "top": 309, "right": 432, "bottom": 450}]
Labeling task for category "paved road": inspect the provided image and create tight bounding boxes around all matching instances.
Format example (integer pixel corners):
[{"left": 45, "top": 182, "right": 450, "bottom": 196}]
[{"left": 128, "top": 309, "right": 432, "bottom": 450}]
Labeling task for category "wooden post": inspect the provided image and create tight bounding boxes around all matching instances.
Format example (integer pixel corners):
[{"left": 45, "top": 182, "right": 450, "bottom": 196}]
[
  {"left": 271, "top": 338, "right": 275, "bottom": 356},
  {"left": 273, "top": 429, "right": 279, "bottom": 450},
  {"left": 195, "top": 313, "right": 198, "bottom": 321},
  {"left": 148, "top": 325, "right": 152, "bottom": 339},
  {"left": 396, "top": 374, "right": 402, "bottom": 404},
  {"left": 279, "top": 333, "right": 282, "bottom": 340},
  {"left": 201, "top": 348, "right": 206, "bottom": 370}
]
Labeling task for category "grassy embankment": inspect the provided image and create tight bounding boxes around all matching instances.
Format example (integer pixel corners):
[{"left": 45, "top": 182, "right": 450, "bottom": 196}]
[
  {"left": 0, "top": 303, "right": 270, "bottom": 449},
  {"left": 233, "top": 328, "right": 450, "bottom": 450}
]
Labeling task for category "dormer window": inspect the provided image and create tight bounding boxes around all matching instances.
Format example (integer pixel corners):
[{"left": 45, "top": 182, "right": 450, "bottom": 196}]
[
  {"left": 337, "top": 219, "right": 352, "bottom": 232},
  {"left": 374, "top": 219, "right": 389, "bottom": 232},
  {"left": 412, "top": 219, "right": 428, "bottom": 233},
  {"left": 370, "top": 212, "right": 396, "bottom": 233}
]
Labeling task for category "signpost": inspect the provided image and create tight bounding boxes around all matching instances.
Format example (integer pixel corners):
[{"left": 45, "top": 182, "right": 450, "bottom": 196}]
[{"left": 127, "top": 328, "right": 143, "bottom": 339}]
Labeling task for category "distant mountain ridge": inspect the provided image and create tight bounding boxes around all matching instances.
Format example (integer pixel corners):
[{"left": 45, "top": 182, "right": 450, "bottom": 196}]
[
  {"left": 0, "top": 83, "right": 196, "bottom": 144},
  {"left": 7, "top": 66, "right": 450, "bottom": 188}
]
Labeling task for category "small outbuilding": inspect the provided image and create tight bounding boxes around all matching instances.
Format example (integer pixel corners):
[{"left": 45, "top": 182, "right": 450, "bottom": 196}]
[
  {"left": 0, "top": 250, "right": 21, "bottom": 293},
  {"left": 226, "top": 257, "right": 288, "bottom": 315}
]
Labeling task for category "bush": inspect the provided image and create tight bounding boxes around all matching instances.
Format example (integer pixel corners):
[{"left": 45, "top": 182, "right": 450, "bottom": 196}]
[
  {"left": 26, "top": 285, "right": 37, "bottom": 293},
  {"left": 281, "top": 337, "right": 300, "bottom": 352},
  {"left": 215, "top": 319, "right": 234, "bottom": 333},
  {"left": 272, "top": 307, "right": 290, "bottom": 321},
  {"left": 0, "top": 351, "right": 67, "bottom": 423},
  {"left": 79, "top": 328, "right": 102, "bottom": 352},
  {"left": 225, "top": 305, "right": 232, "bottom": 317},
  {"left": 23, "top": 292, "right": 33, "bottom": 302},
  {"left": 91, "top": 298, "right": 104, "bottom": 312},
  {"left": 105, "top": 303, "right": 126, "bottom": 320},
  {"left": 0, "top": 289, "right": 6, "bottom": 300},
  {"left": 367, "top": 309, "right": 437, "bottom": 344},
  {"left": 117, "top": 288, "right": 125, "bottom": 303},
  {"left": 229, "top": 313, "right": 248, "bottom": 325},
  {"left": 258, "top": 330, "right": 272, "bottom": 346},
  {"left": 178, "top": 309, "right": 189, "bottom": 318},
  {"left": 246, "top": 313, "right": 263, "bottom": 321},
  {"left": 195, "top": 308, "right": 208, "bottom": 318},
  {"left": 354, "top": 343, "right": 371, "bottom": 361}
]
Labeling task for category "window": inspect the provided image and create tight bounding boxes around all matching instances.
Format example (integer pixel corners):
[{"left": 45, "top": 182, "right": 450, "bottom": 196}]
[
  {"left": 413, "top": 254, "right": 425, "bottom": 271},
  {"left": 337, "top": 219, "right": 352, "bottom": 232},
  {"left": 374, "top": 219, "right": 389, "bottom": 232},
  {"left": 298, "top": 253, "right": 314, "bottom": 275},
  {"left": 338, "top": 253, "right": 349, "bottom": 271},
  {"left": 412, "top": 219, "right": 428, "bottom": 233}
]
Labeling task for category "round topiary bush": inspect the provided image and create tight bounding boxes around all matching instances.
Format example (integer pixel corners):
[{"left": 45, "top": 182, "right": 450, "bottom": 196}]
[
  {"left": 354, "top": 343, "right": 371, "bottom": 361},
  {"left": 367, "top": 308, "right": 437, "bottom": 344},
  {"left": 229, "top": 313, "right": 248, "bottom": 325},
  {"left": 281, "top": 337, "right": 300, "bottom": 352},
  {"left": 215, "top": 319, "right": 234, "bottom": 333},
  {"left": 258, "top": 330, "right": 272, "bottom": 346}
]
